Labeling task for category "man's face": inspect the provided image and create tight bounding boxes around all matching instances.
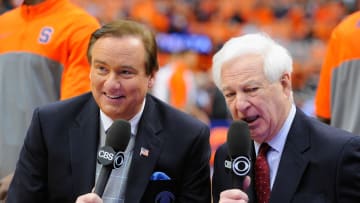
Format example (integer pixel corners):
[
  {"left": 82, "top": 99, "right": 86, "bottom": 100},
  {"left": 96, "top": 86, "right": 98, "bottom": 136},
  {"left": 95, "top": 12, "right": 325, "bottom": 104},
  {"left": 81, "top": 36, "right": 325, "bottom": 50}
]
[
  {"left": 220, "top": 54, "right": 291, "bottom": 143},
  {"left": 90, "top": 36, "right": 154, "bottom": 120}
]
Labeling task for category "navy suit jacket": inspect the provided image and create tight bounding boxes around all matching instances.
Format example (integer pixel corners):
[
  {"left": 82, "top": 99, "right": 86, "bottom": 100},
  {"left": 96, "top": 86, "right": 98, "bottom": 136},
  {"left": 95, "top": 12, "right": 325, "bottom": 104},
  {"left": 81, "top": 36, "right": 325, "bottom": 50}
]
[
  {"left": 7, "top": 93, "right": 211, "bottom": 203},
  {"left": 212, "top": 109, "right": 360, "bottom": 203}
]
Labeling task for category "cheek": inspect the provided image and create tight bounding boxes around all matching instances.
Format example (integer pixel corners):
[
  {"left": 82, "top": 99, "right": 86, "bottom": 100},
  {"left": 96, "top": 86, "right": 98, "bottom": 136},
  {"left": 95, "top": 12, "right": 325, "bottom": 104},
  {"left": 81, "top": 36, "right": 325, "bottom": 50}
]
[
  {"left": 124, "top": 80, "right": 147, "bottom": 96},
  {"left": 260, "top": 101, "right": 279, "bottom": 123},
  {"left": 90, "top": 75, "right": 106, "bottom": 93},
  {"left": 90, "top": 75, "right": 101, "bottom": 88},
  {"left": 89, "top": 71, "right": 98, "bottom": 83},
  {"left": 226, "top": 101, "right": 239, "bottom": 118}
]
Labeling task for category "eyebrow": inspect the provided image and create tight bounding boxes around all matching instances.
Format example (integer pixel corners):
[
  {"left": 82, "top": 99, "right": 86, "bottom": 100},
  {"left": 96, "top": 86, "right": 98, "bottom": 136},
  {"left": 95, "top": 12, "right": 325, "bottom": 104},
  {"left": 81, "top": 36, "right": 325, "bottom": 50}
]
[
  {"left": 222, "top": 79, "right": 263, "bottom": 90},
  {"left": 93, "top": 59, "right": 107, "bottom": 65}
]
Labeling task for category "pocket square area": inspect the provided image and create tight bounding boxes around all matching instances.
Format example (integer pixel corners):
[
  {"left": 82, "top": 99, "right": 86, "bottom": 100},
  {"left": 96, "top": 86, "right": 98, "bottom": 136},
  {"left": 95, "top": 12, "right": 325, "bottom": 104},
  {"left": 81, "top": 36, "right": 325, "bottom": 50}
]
[
  {"left": 142, "top": 175, "right": 176, "bottom": 203},
  {"left": 150, "top": 171, "right": 171, "bottom": 180}
]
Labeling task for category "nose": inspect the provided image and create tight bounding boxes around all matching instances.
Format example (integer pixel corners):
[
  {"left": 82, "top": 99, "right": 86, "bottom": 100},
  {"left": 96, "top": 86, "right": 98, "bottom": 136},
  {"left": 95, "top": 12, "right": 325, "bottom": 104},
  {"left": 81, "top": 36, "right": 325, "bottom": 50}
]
[
  {"left": 104, "top": 72, "right": 121, "bottom": 89},
  {"left": 235, "top": 93, "right": 250, "bottom": 112}
]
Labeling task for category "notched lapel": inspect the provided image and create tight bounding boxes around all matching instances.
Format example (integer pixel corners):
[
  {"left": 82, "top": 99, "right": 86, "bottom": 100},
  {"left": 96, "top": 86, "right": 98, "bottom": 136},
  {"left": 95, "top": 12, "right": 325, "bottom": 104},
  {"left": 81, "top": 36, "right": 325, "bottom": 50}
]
[
  {"left": 270, "top": 110, "right": 311, "bottom": 203},
  {"left": 125, "top": 95, "right": 164, "bottom": 202},
  {"left": 125, "top": 122, "right": 163, "bottom": 202},
  {"left": 69, "top": 97, "right": 100, "bottom": 198},
  {"left": 270, "top": 138, "right": 309, "bottom": 203}
]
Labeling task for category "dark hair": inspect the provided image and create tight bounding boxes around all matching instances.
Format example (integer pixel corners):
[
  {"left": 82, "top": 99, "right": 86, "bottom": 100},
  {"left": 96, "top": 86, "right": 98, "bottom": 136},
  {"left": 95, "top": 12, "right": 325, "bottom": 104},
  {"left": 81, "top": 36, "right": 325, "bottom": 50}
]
[{"left": 87, "top": 19, "right": 159, "bottom": 75}]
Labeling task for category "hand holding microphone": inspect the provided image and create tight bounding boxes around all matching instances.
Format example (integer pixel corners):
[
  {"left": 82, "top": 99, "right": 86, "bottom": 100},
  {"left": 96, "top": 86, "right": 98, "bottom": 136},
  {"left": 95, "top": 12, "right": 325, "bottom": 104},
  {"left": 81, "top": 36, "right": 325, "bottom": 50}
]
[
  {"left": 76, "top": 193, "right": 103, "bottom": 203},
  {"left": 94, "top": 119, "right": 131, "bottom": 197},
  {"left": 76, "top": 120, "right": 131, "bottom": 203}
]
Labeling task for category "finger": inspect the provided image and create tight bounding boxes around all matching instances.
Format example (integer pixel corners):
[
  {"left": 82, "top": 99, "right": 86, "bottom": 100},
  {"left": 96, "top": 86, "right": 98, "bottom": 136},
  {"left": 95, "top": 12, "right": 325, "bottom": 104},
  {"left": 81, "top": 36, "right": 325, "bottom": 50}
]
[
  {"left": 0, "top": 188, "right": 6, "bottom": 200},
  {"left": 0, "top": 182, "right": 6, "bottom": 200},
  {"left": 243, "top": 176, "right": 251, "bottom": 191},
  {"left": 220, "top": 189, "right": 249, "bottom": 202},
  {"left": 75, "top": 193, "right": 102, "bottom": 203}
]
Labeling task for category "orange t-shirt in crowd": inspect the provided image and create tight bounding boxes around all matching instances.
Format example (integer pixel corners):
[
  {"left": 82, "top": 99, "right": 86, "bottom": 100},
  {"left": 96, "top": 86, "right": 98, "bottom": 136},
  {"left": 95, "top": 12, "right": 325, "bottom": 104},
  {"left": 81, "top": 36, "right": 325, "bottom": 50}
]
[{"left": 315, "top": 11, "right": 360, "bottom": 134}]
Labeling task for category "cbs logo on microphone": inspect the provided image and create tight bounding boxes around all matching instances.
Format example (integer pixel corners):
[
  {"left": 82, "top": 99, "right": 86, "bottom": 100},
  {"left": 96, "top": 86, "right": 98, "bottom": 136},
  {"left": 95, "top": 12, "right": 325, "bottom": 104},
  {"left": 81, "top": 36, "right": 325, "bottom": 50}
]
[
  {"left": 232, "top": 156, "right": 251, "bottom": 176},
  {"left": 97, "top": 146, "right": 125, "bottom": 169}
]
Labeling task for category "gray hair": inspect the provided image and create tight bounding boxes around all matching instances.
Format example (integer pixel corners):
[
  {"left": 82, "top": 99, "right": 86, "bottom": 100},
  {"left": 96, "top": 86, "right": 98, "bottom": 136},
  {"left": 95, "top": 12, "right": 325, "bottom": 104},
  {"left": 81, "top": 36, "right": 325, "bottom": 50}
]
[{"left": 212, "top": 33, "right": 293, "bottom": 88}]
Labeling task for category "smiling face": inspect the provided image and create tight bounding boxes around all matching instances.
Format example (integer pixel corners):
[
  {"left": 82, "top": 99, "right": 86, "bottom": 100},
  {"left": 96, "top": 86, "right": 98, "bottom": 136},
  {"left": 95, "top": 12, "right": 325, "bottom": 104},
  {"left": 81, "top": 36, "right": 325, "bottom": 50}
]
[
  {"left": 220, "top": 54, "right": 292, "bottom": 143},
  {"left": 90, "top": 35, "right": 154, "bottom": 120}
]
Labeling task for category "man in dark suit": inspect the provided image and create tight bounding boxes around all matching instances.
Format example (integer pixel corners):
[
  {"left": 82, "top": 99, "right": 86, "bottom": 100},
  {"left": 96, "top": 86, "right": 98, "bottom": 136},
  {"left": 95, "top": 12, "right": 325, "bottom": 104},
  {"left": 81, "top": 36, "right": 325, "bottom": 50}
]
[
  {"left": 7, "top": 20, "right": 211, "bottom": 203},
  {"left": 211, "top": 33, "right": 360, "bottom": 203}
]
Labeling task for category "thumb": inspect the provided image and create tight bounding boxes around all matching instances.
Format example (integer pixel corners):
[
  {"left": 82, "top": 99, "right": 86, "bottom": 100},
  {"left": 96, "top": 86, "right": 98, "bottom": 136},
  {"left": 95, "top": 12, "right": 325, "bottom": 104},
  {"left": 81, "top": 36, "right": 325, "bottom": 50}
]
[{"left": 243, "top": 176, "right": 251, "bottom": 191}]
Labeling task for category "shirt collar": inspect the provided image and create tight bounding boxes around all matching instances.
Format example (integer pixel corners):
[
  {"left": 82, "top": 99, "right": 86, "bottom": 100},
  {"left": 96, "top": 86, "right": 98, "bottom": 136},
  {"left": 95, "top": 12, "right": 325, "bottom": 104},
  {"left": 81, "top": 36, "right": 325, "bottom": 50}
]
[{"left": 255, "top": 104, "right": 296, "bottom": 154}]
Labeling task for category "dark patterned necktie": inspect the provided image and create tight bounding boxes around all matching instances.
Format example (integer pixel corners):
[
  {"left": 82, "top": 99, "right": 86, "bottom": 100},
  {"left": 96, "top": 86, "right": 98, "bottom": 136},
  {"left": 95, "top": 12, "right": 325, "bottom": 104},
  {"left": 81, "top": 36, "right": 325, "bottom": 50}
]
[{"left": 255, "top": 143, "right": 270, "bottom": 203}]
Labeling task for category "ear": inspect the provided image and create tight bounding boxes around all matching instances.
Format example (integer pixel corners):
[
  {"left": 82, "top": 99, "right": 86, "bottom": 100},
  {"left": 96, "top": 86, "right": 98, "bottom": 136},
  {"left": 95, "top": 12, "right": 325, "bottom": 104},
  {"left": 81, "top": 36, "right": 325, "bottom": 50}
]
[
  {"left": 280, "top": 73, "right": 292, "bottom": 96},
  {"left": 148, "top": 76, "right": 155, "bottom": 88}
]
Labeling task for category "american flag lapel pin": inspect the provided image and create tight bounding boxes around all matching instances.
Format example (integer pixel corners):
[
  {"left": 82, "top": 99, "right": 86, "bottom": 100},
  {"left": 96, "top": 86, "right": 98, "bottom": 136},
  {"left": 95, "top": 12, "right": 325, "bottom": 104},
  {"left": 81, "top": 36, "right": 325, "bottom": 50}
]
[{"left": 140, "top": 147, "right": 149, "bottom": 157}]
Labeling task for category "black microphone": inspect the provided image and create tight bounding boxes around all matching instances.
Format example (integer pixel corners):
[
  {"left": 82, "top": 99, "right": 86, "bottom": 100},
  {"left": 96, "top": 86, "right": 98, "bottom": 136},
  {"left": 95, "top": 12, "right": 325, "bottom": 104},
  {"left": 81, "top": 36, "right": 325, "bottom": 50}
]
[
  {"left": 226, "top": 120, "right": 252, "bottom": 189},
  {"left": 94, "top": 119, "right": 131, "bottom": 196}
]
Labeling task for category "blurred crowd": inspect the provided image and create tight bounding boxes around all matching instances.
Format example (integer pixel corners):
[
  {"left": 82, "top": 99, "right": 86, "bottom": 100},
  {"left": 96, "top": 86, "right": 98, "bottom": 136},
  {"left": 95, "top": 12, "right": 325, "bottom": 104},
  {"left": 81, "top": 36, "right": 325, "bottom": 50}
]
[
  {"left": 1, "top": 0, "right": 358, "bottom": 122},
  {"left": 66, "top": 0, "right": 356, "bottom": 121}
]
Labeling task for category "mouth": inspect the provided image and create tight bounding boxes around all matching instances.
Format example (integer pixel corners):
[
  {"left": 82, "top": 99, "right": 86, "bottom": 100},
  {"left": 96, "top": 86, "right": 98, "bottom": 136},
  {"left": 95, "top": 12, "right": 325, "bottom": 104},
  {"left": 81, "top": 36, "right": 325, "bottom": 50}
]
[
  {"left": 104, "top": 93, "right": 125, "bottom": 100},
  {"left": 243, "top": 115, "right": 259, "bottom": 124}
]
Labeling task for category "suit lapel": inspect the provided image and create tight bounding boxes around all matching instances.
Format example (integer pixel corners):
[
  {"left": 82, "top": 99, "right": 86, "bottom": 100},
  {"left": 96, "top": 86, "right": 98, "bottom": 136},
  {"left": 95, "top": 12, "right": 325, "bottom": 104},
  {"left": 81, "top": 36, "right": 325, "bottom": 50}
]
[
  {"left": 246, "top": 144, "right": 257, "bottom": 203},
  {"left": 125, "top": 95, "right": 164, "bottom": 202},
  {"left": 270, "top": 110, "right": 310, "bottom": 203},
  {"left": 68, "top": 96, "right": 100, "bottom": 198}
]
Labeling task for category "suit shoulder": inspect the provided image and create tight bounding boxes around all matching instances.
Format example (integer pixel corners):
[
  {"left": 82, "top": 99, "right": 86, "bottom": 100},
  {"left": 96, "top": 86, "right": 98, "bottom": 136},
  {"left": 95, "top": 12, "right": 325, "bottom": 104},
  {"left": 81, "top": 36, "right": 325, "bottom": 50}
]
[
  {"left": 148, "top": 94, "right": 208, "bottom": 129},
  {"left": 295, "top": 110, "right": 358, "bottom": 146},
  {"left": 37, "top": 92, "right": 94, "bottom": 116},
  {"left": 309, "top": 116, "right": 355, "bottom": 139}
]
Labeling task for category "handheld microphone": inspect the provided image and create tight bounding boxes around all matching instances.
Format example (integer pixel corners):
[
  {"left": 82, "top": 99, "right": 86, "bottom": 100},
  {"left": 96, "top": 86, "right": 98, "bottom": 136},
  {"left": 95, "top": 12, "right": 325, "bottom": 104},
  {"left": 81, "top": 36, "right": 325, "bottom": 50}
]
[
  {"left": 94, "top": 119, "right": 131, "bottom": 196},
  {"left": 226, "top": 120, "right": 252, "bottom": 189}
]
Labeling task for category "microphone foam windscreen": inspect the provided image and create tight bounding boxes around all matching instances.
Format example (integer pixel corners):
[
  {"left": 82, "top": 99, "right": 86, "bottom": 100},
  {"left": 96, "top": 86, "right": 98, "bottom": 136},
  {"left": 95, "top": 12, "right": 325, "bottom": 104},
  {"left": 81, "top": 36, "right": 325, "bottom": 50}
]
[
  {"left": 105, "top": 119, "right": 131, "bottom": 152},
  {"left": 227, "top": 120, "right": 251, "bottom": 158}
]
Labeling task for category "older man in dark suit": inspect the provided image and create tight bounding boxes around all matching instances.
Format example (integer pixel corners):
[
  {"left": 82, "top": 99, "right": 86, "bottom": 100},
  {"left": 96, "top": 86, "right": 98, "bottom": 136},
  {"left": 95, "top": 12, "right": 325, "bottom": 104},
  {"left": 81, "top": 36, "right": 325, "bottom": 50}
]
[{"left": 211, "top": 33, "right": 360, "bottom": 203}]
